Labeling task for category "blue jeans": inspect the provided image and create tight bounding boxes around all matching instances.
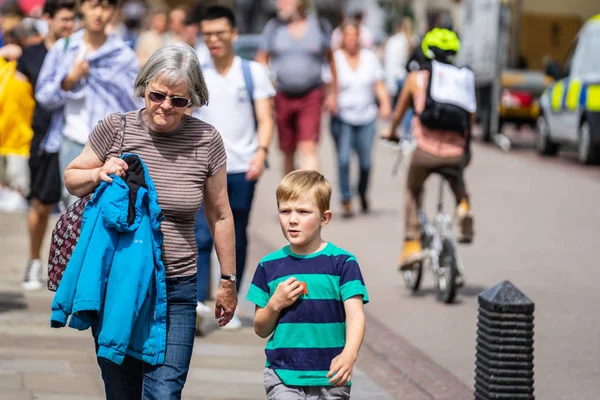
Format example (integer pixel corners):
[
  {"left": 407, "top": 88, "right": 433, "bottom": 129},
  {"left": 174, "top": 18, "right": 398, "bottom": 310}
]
[
  {"left": 195, "top": 173, "right": 256, "bottom": 302},
  {"left": 392, "top": 79, "right": 414, "bottom": 137},
  {"left": 96, "top": 275, "right": 197, "bottom": 400},
  {"left": 330, "top": 117, "right": 376, "bottom": 202}
]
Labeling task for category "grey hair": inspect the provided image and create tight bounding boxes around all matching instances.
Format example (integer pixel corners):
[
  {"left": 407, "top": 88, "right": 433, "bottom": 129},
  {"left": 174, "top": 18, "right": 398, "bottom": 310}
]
[
  {"left": 340, "top": 18, "right": 360, "bottom": 32},
  {"left": 134, "top": 44, "right": 209, "bottom": 107}
]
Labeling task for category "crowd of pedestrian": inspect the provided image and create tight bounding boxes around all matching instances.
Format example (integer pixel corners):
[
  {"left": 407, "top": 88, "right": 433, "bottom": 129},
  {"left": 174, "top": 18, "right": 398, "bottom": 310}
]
[{"left": 0, "top": 0, "right": 475, "bottom": 397}]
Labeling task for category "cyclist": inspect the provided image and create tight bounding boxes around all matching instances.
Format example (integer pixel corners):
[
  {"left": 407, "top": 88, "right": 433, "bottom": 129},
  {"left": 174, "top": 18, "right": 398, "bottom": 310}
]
[{"left": 381, "top": 28, "right": 475, "bottom": 271}]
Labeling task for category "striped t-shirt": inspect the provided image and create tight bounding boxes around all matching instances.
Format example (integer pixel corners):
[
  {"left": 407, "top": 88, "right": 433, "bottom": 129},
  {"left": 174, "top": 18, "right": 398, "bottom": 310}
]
[
  {"left": 246, "top": 242, "right": 369, "bottom": 386},
  {"left": 88, "top": 109, "right": 227, "bottom": 277}
]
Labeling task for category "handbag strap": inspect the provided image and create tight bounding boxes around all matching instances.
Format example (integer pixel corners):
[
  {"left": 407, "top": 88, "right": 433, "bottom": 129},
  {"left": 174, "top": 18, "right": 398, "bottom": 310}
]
[{"left": 117, "top": 113, "right": 126, "bottom": 157}]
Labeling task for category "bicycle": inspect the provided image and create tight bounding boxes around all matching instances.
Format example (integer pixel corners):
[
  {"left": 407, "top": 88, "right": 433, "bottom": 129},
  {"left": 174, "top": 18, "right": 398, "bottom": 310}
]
[{"left": 381, "top": 136, "right": 466, "bottom": 304}]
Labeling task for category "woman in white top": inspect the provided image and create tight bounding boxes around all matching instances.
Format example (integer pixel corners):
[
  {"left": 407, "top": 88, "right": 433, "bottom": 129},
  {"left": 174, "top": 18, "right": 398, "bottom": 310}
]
[{"left": 331, "top": 19, "right": 391, "bottom": 218}]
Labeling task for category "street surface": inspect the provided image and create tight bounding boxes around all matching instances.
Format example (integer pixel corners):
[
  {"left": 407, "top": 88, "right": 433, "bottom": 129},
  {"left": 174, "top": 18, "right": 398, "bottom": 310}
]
[{"left": 1, "top": 121, "right": 599, "bottom": 399}]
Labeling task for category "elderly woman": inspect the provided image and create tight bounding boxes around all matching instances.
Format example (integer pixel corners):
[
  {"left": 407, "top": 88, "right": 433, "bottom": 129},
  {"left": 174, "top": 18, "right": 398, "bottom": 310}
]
[
  {"left": 330, "top": 20, "right": 391, "bottom": 218},
  {"left": 63, "top": 44, "right": 237, "bottom": 398}
]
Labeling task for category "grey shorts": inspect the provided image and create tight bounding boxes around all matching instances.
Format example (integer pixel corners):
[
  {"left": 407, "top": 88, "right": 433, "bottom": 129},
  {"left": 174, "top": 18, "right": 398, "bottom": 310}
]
[{"left": 264, "top": 368, "right": 351, "bottom": 400}]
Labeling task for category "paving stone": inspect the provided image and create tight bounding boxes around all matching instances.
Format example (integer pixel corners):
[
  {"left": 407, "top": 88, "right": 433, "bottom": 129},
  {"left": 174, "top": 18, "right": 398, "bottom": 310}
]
[
  {"left": 0, "top": 372, "right": 22, "bottom": 390},
  {"left": 187, "top": 367, "right": 263, "bottom": 385},
  {"left": 0, "top": 360, "right": 69, "bottom": 374},
  {"left": 23, "top": 373, "right": 104, "bottom": 396},
  {"left": 182, "top": 381, "right": 266, "bottom": 399},
  {"left": 0, "top": 390, "right": 32, "bottom": 400},
  {"left": 32, "top": 393, "right": 104, "bottom": 400},
  {"left": 65, "top": 362, "right": 99, "bottom": 375},
  {"left": 189, "top": 355, "right": 262, "bottom": 371},
  {"left": 0, "top": 348, "right": 94, "bottom": 363},
  {"left": 193, "top": 343, "right": 264, "bottom": 358},
  {"left": 352, "top": 370, "right": 393, "bottom": 400}
]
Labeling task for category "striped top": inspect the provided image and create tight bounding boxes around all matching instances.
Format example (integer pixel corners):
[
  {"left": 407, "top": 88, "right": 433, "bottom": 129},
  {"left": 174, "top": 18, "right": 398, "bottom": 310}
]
[
  {"left": 88, "top": 109, "right": 227, "bottom": 277},
  {"left": 246, "top": 243, "right": 369, "bottom": 387}
]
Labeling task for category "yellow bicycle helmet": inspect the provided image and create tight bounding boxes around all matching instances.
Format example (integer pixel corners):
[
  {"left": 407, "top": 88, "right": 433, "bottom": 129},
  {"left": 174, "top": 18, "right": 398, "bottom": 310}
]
[{"left": 421, "top": 28, "right": 460, "bottom": 63}]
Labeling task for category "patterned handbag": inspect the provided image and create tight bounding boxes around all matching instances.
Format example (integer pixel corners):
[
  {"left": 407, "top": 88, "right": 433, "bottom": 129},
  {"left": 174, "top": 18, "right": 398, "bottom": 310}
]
[{"left": 47, "top": 114, "right": 126, "bottom": 291}]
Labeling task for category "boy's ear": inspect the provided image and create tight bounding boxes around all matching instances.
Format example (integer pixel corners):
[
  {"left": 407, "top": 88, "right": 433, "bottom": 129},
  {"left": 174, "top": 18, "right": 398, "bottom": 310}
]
[{"left": 321, "top": 210, "right": 332, "bottom": 226}]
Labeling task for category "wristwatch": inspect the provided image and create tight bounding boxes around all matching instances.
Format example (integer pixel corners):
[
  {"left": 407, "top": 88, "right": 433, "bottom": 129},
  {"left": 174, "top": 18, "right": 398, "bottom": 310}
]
[{"left": 221, "top": 273, "right": 237, "bottom": 282}]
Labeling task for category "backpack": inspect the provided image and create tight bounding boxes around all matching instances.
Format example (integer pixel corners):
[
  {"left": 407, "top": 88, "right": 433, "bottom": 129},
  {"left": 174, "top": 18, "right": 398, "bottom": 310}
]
[
  {"left": 241, "top": 58, "right": 257, "bottom": 130},
  {"left": 418, "top": 60, "right": 476, "bottom": 135}
]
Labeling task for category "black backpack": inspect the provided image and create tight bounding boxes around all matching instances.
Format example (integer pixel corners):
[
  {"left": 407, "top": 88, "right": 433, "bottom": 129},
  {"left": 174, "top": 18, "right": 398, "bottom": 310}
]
[{"left": 418, "top": 60, "right": 476, "bottom": 135}]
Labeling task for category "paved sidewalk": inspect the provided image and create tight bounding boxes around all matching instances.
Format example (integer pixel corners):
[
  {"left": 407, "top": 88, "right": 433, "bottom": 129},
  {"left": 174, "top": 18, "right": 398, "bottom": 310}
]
[{"left": 0, "top": 212, "right": 392, "bottom": 400}]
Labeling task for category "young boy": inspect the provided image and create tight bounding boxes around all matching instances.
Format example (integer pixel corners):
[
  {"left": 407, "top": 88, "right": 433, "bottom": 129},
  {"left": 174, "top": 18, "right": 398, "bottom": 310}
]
[{"left": 247, "top": 170, "right": 368, "bottom": 399}]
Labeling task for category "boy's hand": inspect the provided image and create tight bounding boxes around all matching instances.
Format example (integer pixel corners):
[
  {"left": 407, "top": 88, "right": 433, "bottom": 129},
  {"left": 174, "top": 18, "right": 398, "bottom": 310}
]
[
  {"left": 326, "top": 351, "right": 357, "bottom": 387},
  {"left": 270, "top": 277, "right": 304, "bottom": 311}
]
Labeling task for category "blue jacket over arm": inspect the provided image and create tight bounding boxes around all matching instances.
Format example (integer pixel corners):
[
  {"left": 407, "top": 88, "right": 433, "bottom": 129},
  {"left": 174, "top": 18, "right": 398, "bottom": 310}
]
[{"left": 50, "top": 154, "right": 167, "bottom": 366}]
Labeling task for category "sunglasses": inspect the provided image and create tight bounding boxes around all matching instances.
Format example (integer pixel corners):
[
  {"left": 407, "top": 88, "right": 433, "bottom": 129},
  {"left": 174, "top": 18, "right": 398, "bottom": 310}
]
[{"left": 147, "top": 91, "right": 191, "bottom": 108}]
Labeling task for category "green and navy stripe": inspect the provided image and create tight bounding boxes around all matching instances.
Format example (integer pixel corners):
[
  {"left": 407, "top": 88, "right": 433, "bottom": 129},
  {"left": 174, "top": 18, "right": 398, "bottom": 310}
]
[{"left": 246, "top": 243, "right": 369, "bottom": 386}]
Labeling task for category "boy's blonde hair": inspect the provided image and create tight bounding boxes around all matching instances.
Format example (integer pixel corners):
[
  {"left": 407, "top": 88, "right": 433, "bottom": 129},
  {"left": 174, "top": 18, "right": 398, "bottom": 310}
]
[{"left": 276, "top": 170, "right": 331, "bottom": 215}]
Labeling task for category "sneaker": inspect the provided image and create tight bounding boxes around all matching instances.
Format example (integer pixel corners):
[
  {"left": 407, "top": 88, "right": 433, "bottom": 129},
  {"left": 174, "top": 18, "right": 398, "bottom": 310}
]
[
  {"left": 22, "top": 259, "right": 43, "bottom": 291},
  {"left": 398, "top": 240, "right": 423, "bottom": 271},
  {"left": 221, "top": 314, "right": 243, "bottom": 331},
  {"left": 456, "top": 199, "right": 474, "bottom": 244},
  {"left": 0, "top": 189, "right": 28, "bottom": 213},
  {"left": 195, "top": 302, "right": 212, "bottom": 336}
]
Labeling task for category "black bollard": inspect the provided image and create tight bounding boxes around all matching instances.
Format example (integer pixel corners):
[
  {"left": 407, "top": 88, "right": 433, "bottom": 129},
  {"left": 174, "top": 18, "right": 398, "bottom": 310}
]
[{"left": 475, "top": 280, "right": 535, "bottom": 400}]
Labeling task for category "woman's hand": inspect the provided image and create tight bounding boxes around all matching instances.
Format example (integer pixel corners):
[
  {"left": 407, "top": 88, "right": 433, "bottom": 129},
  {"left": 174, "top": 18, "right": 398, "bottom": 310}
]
[
  {"left": 94, "top": 157, "right": 129, "bottom": 184},
  {"left": 324, "top": 92, "right": 338, "bottom": 114},
  {"left": 215, "top": 281, "right": 237, "bottom": 327}
]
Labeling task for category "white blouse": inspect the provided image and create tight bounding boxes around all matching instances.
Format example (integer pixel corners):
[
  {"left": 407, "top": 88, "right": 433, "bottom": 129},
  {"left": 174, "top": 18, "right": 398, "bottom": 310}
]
[{"left": 334, "top": 48, "right": 383, "bottom": 126}]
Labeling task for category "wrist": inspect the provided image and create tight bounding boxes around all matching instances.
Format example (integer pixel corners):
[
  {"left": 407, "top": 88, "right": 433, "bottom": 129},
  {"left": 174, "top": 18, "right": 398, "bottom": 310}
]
[
  {"left": 342, "top": 349, "right": 358, "bottom": 362},
  {"left": 257, "top": 146, "right": 269, "bottom": 156},
  {"left": 61, "top": 74, "right": 75, "bottom": 91},
  {"left": 91, "top": 167, "right": 101, "bottom": 185},
  {"left": 267, "top": 299, "right": 282, "bottom": 313}
]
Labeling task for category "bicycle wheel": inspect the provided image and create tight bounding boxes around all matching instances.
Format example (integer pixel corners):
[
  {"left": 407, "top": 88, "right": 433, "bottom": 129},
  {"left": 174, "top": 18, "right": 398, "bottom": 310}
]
[
  {"left": 403, "top": 261, "right": 423, "bottom": 293},
  {"left": 435, "top": 239, "right": 459, "bottom": 304}
]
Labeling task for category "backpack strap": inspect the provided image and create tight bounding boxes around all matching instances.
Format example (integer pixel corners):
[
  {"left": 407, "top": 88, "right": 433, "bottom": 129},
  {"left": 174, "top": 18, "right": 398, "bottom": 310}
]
[{"left": 241, "top": 58, "right": 258, "bottom": 131}]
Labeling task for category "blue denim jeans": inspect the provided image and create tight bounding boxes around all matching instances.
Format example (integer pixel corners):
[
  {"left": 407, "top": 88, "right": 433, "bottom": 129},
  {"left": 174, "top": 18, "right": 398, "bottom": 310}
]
[
  {"left": 195, "top": 173, "right": 256, "bottom": 302},
  {"left": 392, "top": 79, "right": 414, "bottom": 137},
  {"left": 330, "top": 117, "right": 376, "bottom": 202},
  {"left": 96, "top": 275, "right": 197, "bottom": 400}
]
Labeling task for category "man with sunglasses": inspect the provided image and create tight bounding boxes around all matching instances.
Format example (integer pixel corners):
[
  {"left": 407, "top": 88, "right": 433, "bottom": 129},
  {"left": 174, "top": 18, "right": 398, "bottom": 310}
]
[
  {"left": 193, "top": 5, "right": 275, "bottom": 331},
  {"left": 36, "top": 0, "right": 139, "bottom": 207}
]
